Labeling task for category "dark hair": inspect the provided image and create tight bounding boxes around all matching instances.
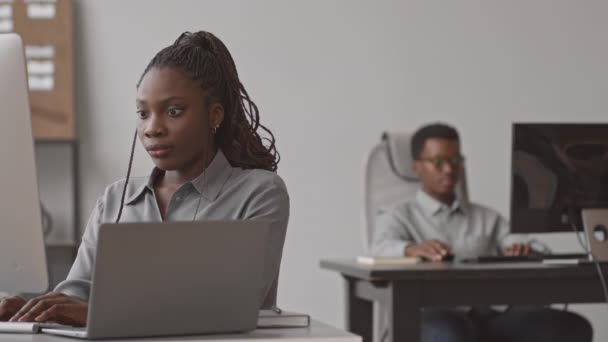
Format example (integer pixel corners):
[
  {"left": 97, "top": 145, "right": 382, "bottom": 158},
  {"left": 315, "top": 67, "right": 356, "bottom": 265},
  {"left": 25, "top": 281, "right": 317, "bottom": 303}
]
[
  {"left": 115, "top": 31, "right": 279, "bottom": 223},
  {"left": 411, "top": 123, "right": 460, "bottom": 160},
  {"left": 137, "top": 30, "right": 279, "bottom": 172}
]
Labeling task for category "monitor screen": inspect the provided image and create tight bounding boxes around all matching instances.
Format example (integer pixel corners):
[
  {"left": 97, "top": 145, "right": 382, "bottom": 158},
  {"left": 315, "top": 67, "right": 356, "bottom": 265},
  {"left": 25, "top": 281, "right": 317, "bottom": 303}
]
[{"left": 511, "top": 123, "right": 608, "bottom": 233}]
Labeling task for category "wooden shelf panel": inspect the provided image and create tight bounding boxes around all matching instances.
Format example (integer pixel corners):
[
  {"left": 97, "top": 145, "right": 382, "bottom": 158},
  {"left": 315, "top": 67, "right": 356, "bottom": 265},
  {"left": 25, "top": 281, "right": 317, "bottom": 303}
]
[{"left": 10, "top": 0, "right": 74, "bottom": 140}]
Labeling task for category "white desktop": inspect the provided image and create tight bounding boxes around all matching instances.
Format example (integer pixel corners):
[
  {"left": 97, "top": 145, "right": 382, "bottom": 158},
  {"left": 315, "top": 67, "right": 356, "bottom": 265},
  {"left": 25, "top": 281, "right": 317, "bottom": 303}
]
[{"left": 0, "top": 33, "right": 48, "bottom": 294}]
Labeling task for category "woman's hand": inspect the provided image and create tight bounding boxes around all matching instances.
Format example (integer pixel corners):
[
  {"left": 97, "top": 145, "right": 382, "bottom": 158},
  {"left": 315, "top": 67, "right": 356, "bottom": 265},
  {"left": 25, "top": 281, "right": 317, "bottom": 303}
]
[
  {"left": 0, "top": 296, "right": 26, "bottom": 321},
  {"left": 8, "top": 292, "right": 88, "bottom": 326}
]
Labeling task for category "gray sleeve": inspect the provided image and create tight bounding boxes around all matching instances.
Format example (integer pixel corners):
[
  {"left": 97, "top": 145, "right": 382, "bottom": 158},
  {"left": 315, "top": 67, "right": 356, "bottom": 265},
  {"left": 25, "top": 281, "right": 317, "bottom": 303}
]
[
  {"left": 243, "top": 175, "right": 289, "bottom": 309},
  {"left": 371, "top": 206, "right": 413, "bottom": 257},
  {"left": 494, "top": 214, "right": 528, "bottom": 253},
  {"left": 53, "top": 198, "right": 104, "bottom": 300},
  {"left": 494, "top": 215, "right": 511, "bottom": 254}
]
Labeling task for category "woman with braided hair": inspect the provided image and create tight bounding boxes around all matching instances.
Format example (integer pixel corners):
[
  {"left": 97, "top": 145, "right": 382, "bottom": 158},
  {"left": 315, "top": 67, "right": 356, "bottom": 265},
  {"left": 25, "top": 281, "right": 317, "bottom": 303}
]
[{"left": 0, "top": 31, "right": 289, "bottom": 326}]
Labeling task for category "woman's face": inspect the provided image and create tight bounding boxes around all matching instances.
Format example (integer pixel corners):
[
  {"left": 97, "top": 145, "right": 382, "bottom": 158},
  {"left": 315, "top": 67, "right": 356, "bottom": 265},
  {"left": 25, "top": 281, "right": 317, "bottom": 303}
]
[{"left": 136, "top": 67, "right": 216, "bottom": 172}]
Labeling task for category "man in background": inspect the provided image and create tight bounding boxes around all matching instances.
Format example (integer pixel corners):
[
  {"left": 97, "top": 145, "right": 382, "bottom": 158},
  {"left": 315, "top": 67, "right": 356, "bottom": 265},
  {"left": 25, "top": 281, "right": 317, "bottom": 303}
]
[{"left": 372, "top": 123, "right": 592, "bottom": 342}]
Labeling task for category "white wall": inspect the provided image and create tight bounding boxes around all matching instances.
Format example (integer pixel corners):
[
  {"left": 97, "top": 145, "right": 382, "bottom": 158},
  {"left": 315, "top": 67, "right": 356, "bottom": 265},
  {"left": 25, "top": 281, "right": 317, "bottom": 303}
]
[{"left": 72, "top": 0, "right": 608, "bottom": 339}]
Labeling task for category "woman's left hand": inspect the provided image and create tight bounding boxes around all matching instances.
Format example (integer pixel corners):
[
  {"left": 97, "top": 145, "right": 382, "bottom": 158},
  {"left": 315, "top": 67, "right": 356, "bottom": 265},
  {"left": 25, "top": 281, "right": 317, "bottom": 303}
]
[{"left": 9, "top": 292, "right": 88, "bottom": 326}]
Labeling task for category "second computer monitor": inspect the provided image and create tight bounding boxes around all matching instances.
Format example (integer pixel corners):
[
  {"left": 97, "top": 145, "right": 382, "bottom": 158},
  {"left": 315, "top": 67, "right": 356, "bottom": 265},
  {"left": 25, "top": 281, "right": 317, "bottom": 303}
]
[{"left": 511, "top": 123, "right": 608, "bottom": 233}]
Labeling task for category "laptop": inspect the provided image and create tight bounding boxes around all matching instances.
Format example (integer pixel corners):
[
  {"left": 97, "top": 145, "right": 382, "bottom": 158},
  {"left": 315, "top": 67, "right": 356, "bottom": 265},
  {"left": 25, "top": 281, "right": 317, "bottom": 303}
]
[
  {"left": 42, "top": 220, "right": 270, "bottom": 339},
  {"left": 581, "top": 209, "right": 608, "bottom": 261}
]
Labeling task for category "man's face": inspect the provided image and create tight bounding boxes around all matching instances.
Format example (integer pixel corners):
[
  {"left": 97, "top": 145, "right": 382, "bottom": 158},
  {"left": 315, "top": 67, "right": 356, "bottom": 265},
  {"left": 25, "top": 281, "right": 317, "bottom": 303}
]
[{"left": 413, "top": 138, "right": 463, "bottom": 202}]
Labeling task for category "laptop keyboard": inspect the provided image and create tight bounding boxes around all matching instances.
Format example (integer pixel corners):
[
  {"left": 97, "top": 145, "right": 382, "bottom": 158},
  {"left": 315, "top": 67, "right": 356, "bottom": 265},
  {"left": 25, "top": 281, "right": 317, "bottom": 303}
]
[{"left": 0, "top": 321, "right": 70, "bottom": 333}]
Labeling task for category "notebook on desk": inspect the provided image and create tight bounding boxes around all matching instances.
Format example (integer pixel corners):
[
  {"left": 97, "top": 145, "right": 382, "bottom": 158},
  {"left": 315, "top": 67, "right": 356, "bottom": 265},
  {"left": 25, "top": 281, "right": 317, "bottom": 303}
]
[
  {"left": 39, "top": 221, "right": 271, "bottom": 339},
  {"left": 356, "top": 256, "right": 421, "bottom": 265},
  {"left": 257, "top": 308, "right": 310, "bottom": 328}
]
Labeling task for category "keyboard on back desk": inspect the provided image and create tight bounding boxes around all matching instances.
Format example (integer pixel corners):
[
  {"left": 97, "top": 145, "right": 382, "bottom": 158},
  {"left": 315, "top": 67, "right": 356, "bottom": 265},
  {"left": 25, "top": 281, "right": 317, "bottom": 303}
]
[{"left": 461, "top": 253, "right": 588, "bottom": 264}]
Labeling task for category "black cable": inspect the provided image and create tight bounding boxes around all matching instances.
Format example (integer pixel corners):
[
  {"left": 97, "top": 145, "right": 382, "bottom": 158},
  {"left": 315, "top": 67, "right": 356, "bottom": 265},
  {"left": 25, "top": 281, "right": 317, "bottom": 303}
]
[
  {"left": 115, "top": 130, "right": 138, "bottom": 223},
  {"left": 569, "top": 208, "right": 589, "bottom": 252},
  {"left": 592, "top": 256, "right": 608, "bottom": 307}
]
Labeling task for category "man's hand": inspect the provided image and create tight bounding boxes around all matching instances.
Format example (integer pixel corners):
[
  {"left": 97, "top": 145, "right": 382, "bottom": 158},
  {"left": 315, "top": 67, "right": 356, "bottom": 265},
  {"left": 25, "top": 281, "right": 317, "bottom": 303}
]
[
  {"left": 405, "top": 240, "right": 452, "bottom": 261},
  {"left": 503, "top": 243, "right": 532, "bottom": 256},
  {"left": 8, "top": 292, "right": 88, "bottom": 326},
  {"left": 0, "top": 296, "right": 26, "bottom": 321}
]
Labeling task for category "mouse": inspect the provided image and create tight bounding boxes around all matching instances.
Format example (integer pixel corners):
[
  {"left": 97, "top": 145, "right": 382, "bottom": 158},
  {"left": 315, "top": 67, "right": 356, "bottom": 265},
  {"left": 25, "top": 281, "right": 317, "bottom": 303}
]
[
  {"left": 421, "top": 253, "right": 454, "bottom": 262},
  {"left": 442, "top": 253, "right": 455, "bottom": 262}
]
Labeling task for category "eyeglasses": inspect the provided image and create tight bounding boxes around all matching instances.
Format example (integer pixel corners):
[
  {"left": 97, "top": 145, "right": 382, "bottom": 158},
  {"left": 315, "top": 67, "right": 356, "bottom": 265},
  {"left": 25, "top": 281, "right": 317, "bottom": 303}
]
[{"left": 417, "top": 156, "right": 465, "bottom": 171}]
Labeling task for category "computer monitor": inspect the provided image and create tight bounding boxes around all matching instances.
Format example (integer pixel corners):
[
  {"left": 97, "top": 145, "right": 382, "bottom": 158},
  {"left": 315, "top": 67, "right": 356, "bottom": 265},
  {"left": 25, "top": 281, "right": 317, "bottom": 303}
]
[
  {"left": 0, "top": 33, "right": 48, "bottom": 293},
  {"left": 511, "top": 123, "right": 608, "bottom": 233}
]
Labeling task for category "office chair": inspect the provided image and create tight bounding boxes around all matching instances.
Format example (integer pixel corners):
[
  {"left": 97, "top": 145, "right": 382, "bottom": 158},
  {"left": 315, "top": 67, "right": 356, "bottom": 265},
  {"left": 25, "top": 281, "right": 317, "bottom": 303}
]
[
  {"left": 363, "top": 131, "right": 469, "bottom": 342},
  {"left": 363, "top": 131, "right": 469, "bottom": 252}
]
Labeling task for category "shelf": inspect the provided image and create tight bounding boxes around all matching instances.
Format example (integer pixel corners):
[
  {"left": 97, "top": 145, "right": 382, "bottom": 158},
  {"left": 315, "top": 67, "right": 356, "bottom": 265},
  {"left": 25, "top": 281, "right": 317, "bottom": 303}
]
[{"left": 35, "top": 138, "right": 78, "bottom": 144}]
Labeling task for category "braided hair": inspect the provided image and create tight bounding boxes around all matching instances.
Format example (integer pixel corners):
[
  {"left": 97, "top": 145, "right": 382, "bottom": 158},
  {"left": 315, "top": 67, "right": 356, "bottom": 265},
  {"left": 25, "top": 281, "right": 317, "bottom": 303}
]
[
  {"left": 115, "top": 31, "right": 278, "bottom": 222},
  {"left": 138, "top": 31, "right": 279, "bottom": 171}
]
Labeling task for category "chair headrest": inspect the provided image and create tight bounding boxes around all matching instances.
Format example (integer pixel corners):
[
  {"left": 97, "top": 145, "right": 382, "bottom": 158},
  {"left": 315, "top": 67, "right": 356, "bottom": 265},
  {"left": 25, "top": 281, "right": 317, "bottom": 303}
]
[{"left": 382, "top": 131, "right": 418, "bottom": 181}]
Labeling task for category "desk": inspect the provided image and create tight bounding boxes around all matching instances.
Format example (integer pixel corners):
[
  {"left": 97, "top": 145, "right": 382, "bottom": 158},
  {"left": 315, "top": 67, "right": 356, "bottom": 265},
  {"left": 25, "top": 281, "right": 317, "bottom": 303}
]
[
  {"left": 321, "top": 259, "right": 607, "bottom": 342},
  {"left": 0, "top": 320, "right": 361, "bottom": 342}
]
